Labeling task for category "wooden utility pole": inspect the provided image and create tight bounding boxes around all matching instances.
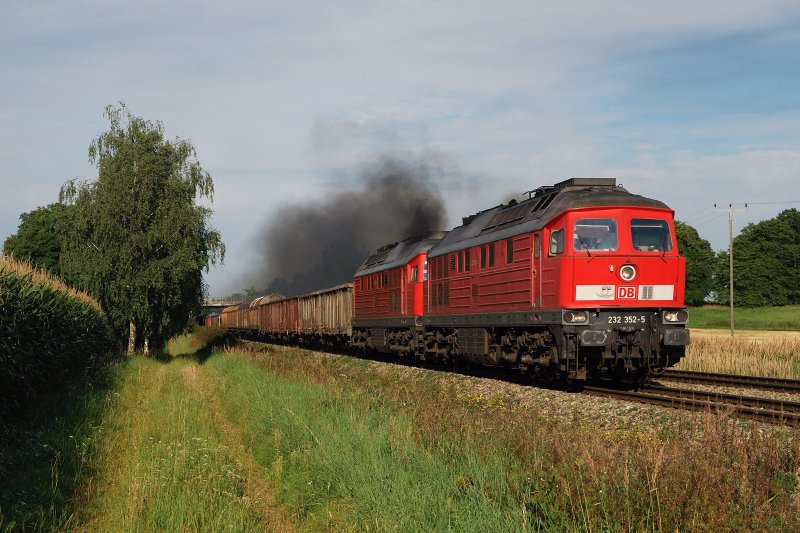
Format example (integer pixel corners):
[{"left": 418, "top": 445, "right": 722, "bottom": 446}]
[{"left": 714, "top": 203, "right": 747, "bottom": 337}]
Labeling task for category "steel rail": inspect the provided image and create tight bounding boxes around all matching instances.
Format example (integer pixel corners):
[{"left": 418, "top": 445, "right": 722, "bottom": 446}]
[
  {"left": 584, "top": 385, "right": 800, "bottom": 427},
  {"left": 646, "top": 384, "right": 800, "bottom": 412},
  {"left": 660, "top": 369, "right": 800, "bottom": 393}
]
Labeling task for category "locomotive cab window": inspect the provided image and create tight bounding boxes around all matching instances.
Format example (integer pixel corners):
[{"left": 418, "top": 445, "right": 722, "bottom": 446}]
[
  {"left": 574, "top": 218, "right": 618, "bottom": 252},
  {"left": 548, "top": 229, "right": 564, "bottom": 256},
  {"left": 410, "top": 265, "right": 418, "bottom": 282},
  {"left": 631, "top": 219, "right": 672, "bottom": 252}
]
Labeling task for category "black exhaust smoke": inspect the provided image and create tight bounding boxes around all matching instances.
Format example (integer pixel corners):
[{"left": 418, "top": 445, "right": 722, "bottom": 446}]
[{"left": 253, "top": 153, "right": 449, "bottom": 296}]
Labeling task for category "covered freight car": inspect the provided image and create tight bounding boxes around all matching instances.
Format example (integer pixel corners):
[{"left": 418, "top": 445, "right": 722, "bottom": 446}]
[{"left": 221, "top": 285, "right": 353, "bottom": 346}]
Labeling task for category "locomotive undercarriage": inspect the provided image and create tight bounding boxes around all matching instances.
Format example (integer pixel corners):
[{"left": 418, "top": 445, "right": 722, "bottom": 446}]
[{"left": 351, "top": 317, "right": 686, "bottom": 384}]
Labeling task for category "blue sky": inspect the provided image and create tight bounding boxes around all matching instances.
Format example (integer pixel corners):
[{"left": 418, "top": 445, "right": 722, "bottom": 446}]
[{"left": 2, "top": 0, "right": 800, "bottom": 295}]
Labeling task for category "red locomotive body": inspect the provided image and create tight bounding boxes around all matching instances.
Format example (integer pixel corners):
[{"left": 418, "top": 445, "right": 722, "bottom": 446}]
[
  {"left": 420, "top": 178, "right": 688, "bottom": 382},
  {"left": 351, "top": 232, "right": 445, "bottom": 354}
]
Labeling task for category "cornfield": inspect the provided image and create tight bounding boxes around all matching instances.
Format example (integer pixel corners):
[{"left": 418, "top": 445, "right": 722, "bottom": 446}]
[{"left": 0, "top": 256, "right": 112, "bottom": 420}]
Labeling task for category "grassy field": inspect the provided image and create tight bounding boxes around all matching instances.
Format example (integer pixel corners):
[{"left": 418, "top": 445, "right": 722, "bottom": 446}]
[
  {"left": 689, "top": 305, "right": 800, "bottom": 330},
  {"left": 2, "top": 331, "right": 800, "bottom": 531}
]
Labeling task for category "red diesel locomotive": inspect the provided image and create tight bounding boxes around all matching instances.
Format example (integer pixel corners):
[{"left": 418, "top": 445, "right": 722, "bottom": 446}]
[
  {"left": 352, "top": 177, "right": 688, "bottom": 382},
  {"left": 221, "top": 177, "right": 689, "bottom": 384}
]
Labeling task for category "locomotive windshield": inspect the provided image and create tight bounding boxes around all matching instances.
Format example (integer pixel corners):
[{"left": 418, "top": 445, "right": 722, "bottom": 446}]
[
  {"left": 631, "top": 218, "right": 672, "bottom": 252},
  {"left": 574, "top": 218, "right": 618, "bottom": 252}
]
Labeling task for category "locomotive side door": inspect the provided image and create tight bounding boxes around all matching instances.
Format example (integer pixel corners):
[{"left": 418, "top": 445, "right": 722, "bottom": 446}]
[
  {"left": 531, "top": 232, "right": 542, "bottom": 307},
  {"left": 401, "top": 265, "right": 407, "bottom": 315}
]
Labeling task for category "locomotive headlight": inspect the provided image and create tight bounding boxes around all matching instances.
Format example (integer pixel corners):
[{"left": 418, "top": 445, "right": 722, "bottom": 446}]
[
  {"left": 619, "top": 264, "right": 637, "bottom": 281},
  {"left": 563, "top": 310, "right": 588, "bottom": 324},
  {"left": 663, "top": 309, "right": 689, "bottom": 323}
]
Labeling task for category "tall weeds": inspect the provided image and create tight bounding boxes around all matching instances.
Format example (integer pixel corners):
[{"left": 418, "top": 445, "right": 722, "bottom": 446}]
[{"left": 216, "top": 346, "right": 800, "bottom": 531}]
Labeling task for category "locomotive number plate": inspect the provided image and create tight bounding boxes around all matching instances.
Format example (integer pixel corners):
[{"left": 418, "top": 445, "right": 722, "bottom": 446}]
[{"left": 607, "top": 314, "right": 647, "bottom": 325}]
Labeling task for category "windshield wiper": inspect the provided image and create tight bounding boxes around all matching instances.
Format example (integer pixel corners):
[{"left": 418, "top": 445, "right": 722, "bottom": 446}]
[{"left": 577, "top": 235, "right": 592, "bottom": 257}]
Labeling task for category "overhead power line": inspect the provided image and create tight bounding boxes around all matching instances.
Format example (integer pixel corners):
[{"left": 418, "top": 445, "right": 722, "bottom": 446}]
[
  {"left": 694, "top": 212, "right": 725, "bottom": 228},
  {"left": 681, "top": 205, "right": 714, "bottom": 221},
  {"left": 735, "top": 200, "right": 800, "bottom": 206}
]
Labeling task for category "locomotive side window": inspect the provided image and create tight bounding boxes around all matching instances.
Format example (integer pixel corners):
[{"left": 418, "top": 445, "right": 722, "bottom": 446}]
[
  {"left": 488, "top": 243, "right": 495, "bottom": 267},
  {"left": 534, "top": 234, "right": 540, "bottom": 258},
  {"left": 480, "top": 246, "right": 487, "bottom": 269},
  {"left": 465, "top": 249, "right": 471, "bottom": 271},
  {"left": 410, "top": 265, "right": 418, "bottom": 282},
  {"left": 574, "top": 218, "right": 618, "bottom": 252},
  {"left": 548, "top": 229, "right": 564, "bottom": 256},
  {"left": 631, "top": 218, "right": 673, "bottom": 252},
  {"left": 506, "top": 239, "right": 514, "bottom": 264},
  {"left": 457, "top": 251, "right": 463, "bottom": 273}
]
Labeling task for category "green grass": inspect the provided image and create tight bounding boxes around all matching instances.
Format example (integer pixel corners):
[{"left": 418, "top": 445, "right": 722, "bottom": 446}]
[
  {"left": 689, "top": 305, "right": 800, "bottom": 330},
  {"left": 206, "top": 353, "right": 539, "bottom": 531},
  {"left": 166, "top": 325, "right": 230, "bottom": 357},
  {"left": 4, "top": 334, "right": 799, "bottom": 531},
  {"left": 72, "top": 356, "right": 274, "bottom": 532},
  {"left": 209, "top": 346, "right": 800, "bottom": 531},
  {"left": 0, "top": 356, "right": 124, "bottom": 531}
]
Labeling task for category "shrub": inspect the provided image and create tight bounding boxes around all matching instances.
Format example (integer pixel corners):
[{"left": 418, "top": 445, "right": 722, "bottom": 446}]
[{"left": 190, "top": 325, "right": 232, "bottom": 350}]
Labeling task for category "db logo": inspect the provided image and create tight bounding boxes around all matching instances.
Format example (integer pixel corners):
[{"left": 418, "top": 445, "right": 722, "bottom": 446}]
[{"left": 617, "top": 286, "right": 637, "bottom": 299}]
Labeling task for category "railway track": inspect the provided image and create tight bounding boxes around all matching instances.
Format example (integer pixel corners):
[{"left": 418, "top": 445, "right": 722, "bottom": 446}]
[
  {"left": 659, "top": 369, "right": 800, "bottom": 393},
  {"left": 585, "top": 384, "right": 800, "bottom": 427}
]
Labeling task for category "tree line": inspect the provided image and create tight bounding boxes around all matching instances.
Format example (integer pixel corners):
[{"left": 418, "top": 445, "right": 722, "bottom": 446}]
[
  {"left": 3, "top": 104, "right": 224, "bottom": 353},
  {"left": 675, "top": 209, "right": 800, "bottom": 306}
]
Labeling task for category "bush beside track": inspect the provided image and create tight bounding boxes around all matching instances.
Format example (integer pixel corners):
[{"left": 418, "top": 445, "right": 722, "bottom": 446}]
[{"left": 0, "top": 256, "right": 112, "bottom": 420}]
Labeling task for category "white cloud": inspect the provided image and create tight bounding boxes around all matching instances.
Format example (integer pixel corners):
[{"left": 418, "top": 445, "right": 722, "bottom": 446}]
[{"left": 607, "top": 149, "right": 800, "bottom": 250}]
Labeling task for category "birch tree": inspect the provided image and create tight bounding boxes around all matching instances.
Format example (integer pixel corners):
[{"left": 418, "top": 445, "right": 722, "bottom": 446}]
[{"left": 59, "top": 103, "right": 224, "bottom": 352}]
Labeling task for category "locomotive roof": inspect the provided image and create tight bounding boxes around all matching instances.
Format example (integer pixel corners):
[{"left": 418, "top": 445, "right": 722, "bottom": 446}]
[
  {"left": 355, "top": 231, "right": 447, "bottom": 277},
  {"left": 428, "top": 177, "right": 671, "bottom": 258}
]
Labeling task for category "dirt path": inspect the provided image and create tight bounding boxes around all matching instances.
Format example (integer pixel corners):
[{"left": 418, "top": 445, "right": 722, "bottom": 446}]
[
  {"left": 179, "top": 364, "right": 296, "bottom": 531},
  {"left": 69, "top": 357, "right": 294, "bottom": 532}
]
